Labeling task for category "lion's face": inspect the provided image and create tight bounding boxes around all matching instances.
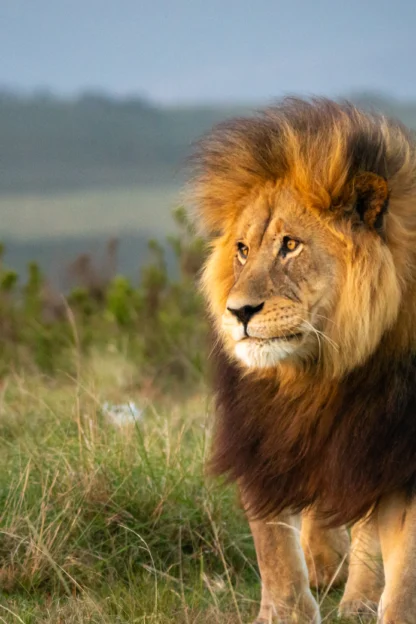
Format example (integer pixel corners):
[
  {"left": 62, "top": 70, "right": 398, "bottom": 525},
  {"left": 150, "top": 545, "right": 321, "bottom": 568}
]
[
  {"left": 215, "top": 185, "right": 340, "bottom": 369},
  {"left": 194, "top": 100, "right": 413, "bottom": 377},
  {"left": 202, "top": 178, "right": 401, "bottom": 376}
]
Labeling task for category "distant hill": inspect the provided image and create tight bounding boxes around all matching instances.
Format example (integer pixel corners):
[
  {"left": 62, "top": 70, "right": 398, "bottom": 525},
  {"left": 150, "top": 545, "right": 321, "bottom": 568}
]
[
  {"left": 0, "top": 90, "right": 250, "bottom": 194},
  {"left": 1, "top": 90, "right": 415, "bottom": 195}
]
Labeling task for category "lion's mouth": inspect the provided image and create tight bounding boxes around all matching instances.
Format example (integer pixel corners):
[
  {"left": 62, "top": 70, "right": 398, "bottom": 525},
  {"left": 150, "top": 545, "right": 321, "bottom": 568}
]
[{"left": 243, "top": 332, "right": 303, "bottom": 342}]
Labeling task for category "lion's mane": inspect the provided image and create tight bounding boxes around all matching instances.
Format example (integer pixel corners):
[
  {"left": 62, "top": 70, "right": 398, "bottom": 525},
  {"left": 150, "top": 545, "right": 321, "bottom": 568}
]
[{"left": 191, "top": 98, "right": 416, "bottom": 525}]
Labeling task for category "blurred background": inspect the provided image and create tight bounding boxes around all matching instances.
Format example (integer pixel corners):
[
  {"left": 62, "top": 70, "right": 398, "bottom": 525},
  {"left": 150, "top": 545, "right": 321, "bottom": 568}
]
[
  {"left": 1, "top": 0, "right": 415, "bottom": 285},
  {"left": 0, "top": 3, "right": 416, "bottom": 622}
]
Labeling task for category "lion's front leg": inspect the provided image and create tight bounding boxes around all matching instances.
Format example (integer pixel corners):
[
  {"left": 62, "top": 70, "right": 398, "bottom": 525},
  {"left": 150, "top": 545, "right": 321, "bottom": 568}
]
[
  {"left": 248, "top": 512, "right": 320, "bottom": 623},
  {"left": 300, "top": 509, "right": 350, "bottom": 590},
  {"left": 338, "top": 515, "right": 384, "bottom": 619},
  {"left": 377, "top": 492, "right": 416, "bottom": 623}
]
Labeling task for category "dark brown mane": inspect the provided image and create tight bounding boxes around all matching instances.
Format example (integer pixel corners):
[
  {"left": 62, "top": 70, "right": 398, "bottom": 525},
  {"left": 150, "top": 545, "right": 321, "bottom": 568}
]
[{"left": 210, "top": 340, "right": 416, "bottom": 526}]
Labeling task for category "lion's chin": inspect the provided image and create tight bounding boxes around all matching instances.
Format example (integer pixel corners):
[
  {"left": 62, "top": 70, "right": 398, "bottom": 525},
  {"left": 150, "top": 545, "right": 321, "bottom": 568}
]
[{"left": 234, "top": 337, "right": 299, "bottom": 369}]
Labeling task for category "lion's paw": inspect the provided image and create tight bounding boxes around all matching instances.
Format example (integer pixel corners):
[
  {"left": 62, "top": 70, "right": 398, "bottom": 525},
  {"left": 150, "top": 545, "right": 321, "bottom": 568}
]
[
  {"left": 253, "top": 590, "right": 321, "bottom": 623},
  {"left": 338, "top": 599, "right": 378, "bottom": 620},
  {"left": 276, "top": 592, "right": 321, "bottom": 623},
  {"left": 305, "top": 545, "right": 349, "bottom": 590}
]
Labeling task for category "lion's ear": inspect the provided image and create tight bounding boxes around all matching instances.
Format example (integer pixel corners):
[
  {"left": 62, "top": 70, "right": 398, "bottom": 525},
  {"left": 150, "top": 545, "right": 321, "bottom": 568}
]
[{"left": 351, "top": 172, "right": 389, "bottom": 232}]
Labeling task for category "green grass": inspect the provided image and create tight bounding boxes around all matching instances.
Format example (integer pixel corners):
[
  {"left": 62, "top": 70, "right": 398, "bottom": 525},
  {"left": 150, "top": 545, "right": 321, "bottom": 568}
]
[
  {"left": 0, "top": 185, "right": 180, "bottom": 240},
  {"left": 0, "top": 350, "right": 369, "bottom": 623}
]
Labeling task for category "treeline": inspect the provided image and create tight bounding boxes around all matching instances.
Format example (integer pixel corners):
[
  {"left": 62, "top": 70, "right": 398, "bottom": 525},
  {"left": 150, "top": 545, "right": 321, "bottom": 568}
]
[
  {"left": 0, "top": 89, "right": 248, "bottom": 193},
  {"left": 1, "top": 90, "right": 416, "bottom": 194}
]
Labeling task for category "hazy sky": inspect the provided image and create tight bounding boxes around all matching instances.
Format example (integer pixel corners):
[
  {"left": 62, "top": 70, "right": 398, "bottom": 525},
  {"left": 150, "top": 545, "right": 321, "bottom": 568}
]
[{"left": 1, "top": 0, "right": 415, "bottom": 103}]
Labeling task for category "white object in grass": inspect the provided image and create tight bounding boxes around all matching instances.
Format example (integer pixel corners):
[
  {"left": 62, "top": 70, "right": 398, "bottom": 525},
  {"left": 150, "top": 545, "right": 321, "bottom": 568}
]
[{"left": 102, "top": 401, "right": 143, "bottom": 426}]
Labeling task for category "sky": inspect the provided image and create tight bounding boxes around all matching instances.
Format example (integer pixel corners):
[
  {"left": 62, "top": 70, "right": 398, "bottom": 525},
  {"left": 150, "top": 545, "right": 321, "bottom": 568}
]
[{"left": 1, "top": 0, "right": 416, "bottom": 104}]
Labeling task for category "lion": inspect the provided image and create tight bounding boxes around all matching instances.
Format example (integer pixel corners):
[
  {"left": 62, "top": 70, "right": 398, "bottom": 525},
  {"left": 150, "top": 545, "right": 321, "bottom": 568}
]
[{"left": 190, "top": 98, "right": 416, "bottom": 623}]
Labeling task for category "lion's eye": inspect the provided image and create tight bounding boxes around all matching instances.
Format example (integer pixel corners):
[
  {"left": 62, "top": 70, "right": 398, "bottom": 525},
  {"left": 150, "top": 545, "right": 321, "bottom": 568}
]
[
  {"left": 237, "top": 242, "right": 249, "bottom": 263},
  {"left": 281, "top": 236, "right": 300, "bottom": 256}
]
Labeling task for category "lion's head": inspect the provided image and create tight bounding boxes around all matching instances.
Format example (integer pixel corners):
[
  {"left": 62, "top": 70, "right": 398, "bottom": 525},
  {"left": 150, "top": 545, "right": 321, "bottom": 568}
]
[{"left": 191, "top": 98, "right": 416, "bottom": 378}]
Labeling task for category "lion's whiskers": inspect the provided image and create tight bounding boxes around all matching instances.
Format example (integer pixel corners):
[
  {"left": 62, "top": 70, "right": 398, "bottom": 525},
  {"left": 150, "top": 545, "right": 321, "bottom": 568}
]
[
  {"left": 301, "top": 319, "right": 340, "bottom": 355},
  {"left": 312, "top": 312, "right": 338, "bottom": 327}
]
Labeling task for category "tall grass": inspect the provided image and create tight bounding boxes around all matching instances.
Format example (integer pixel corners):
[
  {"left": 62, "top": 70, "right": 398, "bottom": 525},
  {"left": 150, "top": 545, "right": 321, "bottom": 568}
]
[
  {"left": 0, "top": 351, "right": 263, "bottom": 623},
  {"left": 0, "top": 353, "right": 371, "bottom": 623}
]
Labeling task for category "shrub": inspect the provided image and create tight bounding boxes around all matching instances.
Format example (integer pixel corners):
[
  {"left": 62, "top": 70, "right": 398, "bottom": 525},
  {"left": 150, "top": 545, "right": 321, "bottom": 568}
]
[{"left": 0, "top": 209, "right": 208, "bottom": 390}]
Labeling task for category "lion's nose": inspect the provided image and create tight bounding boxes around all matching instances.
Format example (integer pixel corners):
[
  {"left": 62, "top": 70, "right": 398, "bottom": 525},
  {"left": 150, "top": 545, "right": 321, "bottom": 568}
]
[{"left": 227, "top": 302, "right": 264, "bottom": 325}]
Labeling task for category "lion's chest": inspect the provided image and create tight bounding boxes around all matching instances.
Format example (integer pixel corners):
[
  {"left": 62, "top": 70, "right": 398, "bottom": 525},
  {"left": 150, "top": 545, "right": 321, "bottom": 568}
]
[{"left": 213, "top": 352, "right": 416, "bottom": 525}]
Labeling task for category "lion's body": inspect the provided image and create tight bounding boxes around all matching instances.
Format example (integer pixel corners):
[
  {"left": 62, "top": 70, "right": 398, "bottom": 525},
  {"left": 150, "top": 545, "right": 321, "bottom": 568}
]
[{"left": 191, "top": 99, "right": 416, "bottom": 622}]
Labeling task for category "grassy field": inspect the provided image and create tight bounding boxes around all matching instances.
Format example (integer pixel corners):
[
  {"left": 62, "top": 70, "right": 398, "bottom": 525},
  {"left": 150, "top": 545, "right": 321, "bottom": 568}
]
[{"left": 0, "top": 347, "right": 371, "bottom": 623}]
